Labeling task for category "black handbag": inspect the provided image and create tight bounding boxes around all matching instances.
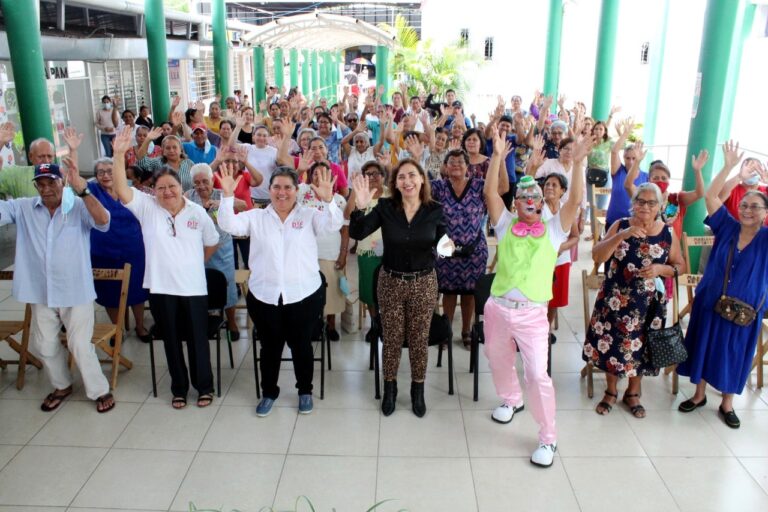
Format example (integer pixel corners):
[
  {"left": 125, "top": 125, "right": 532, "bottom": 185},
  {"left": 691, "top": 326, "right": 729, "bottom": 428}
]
[
  {"left": 713, "top": 242, "right": 765, "bottom": 327},
  {"left": 587, "top": 168, "right": 609, "bottom": 187},
  {"left": 645, "top": 275, "right": 688, "bottom": 368}
]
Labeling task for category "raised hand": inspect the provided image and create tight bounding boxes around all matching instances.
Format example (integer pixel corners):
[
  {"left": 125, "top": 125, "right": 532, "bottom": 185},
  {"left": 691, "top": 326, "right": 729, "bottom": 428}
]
[
  {"left": 147, "top": 126, "right": 164, "bottom": 141},
  {"left": 218, "top": 162, "right": 242, "bottom": 197},
  {"left": 63, "top": 127, "right": 84, "bottom": 151},
  {"left": 259, "top": 100, "right": 267, "bottom": 113},
  {"left": 691, "top": 149, "right": 709, "bottom": 173},
  {"left": 491, "top": 126, "right": 506, "bottom": 155},
  {"left": 61, "top": 156, "right": 86, "bottom": 193},
  {"left": 112, "top": 126, "right": 134, "bottom": 154},
  {"left": 297, "top": 150, "right": 313, "bottom": 173},
  {"left": 722, "top": 139, "right": 743, "bottom": 169},
  {"left": 542, "top": 95, "right": 554, "bottom": 110},
  {"left": 616, "top": 117, "right": 634, "bottom": 139},
  {"left": 532, "top": 133, "right": 545, "bottom": 153},
  {"left": 171, "top": 110, "right": 184, "bottom": 126},
  {"left": 195, "top": 99, "right": 205, "bottom": 112},
  {"left": 376, "top": 150, "right": 391, "bottom": 166},
  {"left": 352, "top": 174, "right": 373, "bottom": 209},
  {"left": 634, "top": 141, "right": 647, "bottom": 165},
  {"left": 405, "top": 133, "right": 424, "bottom": 160},
  {"left": 234, "top": 111, "right": 245, "bottom": 129},
  {"left": 573, "top": 135, "right": 597, "bottom": 162},
  {"left": 610, "top": 105, "right": 622, "bottom": 116},
  {"left": 0, "top": 121, "right": 16, "bottom": 146},
  {"left": 310, "top": 165, "right": 337, "bottom": 203},
  {"left": 448, "top": 138, "right": 461, "bottom": 150},
  {"left": 171, "top": 96, "right": 181, "bottom": 108}
]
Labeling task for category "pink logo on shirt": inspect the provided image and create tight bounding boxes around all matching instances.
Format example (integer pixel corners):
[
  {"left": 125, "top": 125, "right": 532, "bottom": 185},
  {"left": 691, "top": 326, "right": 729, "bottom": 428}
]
[
  {"left": 187, "top": 219, "right": 199, "bottom": 230},
  {"left": 291, "top": 220, "right": 304, "bottom": 229}
]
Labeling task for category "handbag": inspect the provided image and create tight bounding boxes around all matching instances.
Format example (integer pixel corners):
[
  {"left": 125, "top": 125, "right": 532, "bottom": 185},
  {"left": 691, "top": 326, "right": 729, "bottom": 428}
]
[
  {"left": 587, "top": 168, "right": 609, "bottom": 187},
  {"left": 713, "top": 242, "right": 765, "bottom": 327},
  {"left": 645, "top": 274, "right": 688, "bottom": 368}
]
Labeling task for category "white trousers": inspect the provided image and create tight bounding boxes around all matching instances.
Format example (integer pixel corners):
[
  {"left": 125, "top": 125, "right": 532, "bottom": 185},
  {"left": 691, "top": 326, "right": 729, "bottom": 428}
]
[{"left": 31, "top": 303, "right": 109, "bottom": 400}]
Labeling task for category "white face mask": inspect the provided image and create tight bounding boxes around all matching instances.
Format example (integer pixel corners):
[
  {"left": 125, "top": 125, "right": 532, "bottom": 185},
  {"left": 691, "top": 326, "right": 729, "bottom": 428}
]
[
  {"left": 61, "top": 186, "right": 75, "bottom": 215},
  {"left": 103, "top": 102, "right": 112, "bottom": 110}
]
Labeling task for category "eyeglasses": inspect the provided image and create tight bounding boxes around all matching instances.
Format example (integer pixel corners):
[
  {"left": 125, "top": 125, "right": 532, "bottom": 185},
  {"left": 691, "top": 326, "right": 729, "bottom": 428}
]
[
  {"left": 738, "top": 203, "right": 767, "bottom": 212},
  {"left": 516, "top": 194, "right": 542, "bottom": 201},
  {"left": 634, "top": 199, "right": 659, "bottom": 208},
  {"left": 96, "top": 169, "right": 113, "bottom": 176},
  {"left": 166, "top": 217, "right": 176, "bottom": 237},
  {"left": 364, "top": 172, "right": 381, "bottom": 178}
]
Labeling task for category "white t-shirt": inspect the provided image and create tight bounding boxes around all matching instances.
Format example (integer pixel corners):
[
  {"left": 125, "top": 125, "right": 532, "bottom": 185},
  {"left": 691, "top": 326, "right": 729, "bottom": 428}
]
[
  {"left": 535, "top": 158, "right": 588, "bottom": 209},
  {"left": 245, "top": 144, "right": 278, "bottom": 200},
  {"left": 347, "top": 147, "right": 376, "bottom": 178},
  {"left": 542, "top": 203, "right": 572, "bottom": 265},
  {"left": 297, "top": 184, "right": 348, "bottom": 260},
  {"left": 494, "top": 208, "right": 568, "bottom": 302},
  {"left": 125, "top": 189, "right": 219, "bottom": 296}
]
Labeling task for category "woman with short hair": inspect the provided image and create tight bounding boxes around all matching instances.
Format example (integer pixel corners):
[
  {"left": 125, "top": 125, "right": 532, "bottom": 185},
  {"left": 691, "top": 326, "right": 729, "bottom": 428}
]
[{"left": 137, "top": 130, "right": 196, "bottom": 191}]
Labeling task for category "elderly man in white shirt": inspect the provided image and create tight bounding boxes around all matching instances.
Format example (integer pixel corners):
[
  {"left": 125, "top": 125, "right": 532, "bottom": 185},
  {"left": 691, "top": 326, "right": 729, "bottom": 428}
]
[{"left": 217, "top": 164, "right": 343, "bottom": 417}]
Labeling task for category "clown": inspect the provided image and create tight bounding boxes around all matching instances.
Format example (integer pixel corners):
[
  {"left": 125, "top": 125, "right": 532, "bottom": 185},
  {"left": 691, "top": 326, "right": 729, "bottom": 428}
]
[{"left": 483, "top": 128, "right": 593, "bottom": 467}]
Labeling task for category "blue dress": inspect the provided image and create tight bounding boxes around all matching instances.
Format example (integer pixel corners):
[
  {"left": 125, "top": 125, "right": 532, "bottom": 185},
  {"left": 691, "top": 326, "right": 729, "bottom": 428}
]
[
  {"left": 605, "top": 165, "right": 648, "bottom": 228},
  {"left": 89, "top": 181, "right": 149, "bottom": 308},
  {"left": 431, "top": 178, "right": 488, "bottom": 295},
  {"left": 677, "top": 206, "right": 768, "bottom": 394}
]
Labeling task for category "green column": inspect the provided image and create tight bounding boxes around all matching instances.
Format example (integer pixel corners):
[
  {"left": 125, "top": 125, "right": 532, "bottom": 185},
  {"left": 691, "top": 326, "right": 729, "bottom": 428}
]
[
  {"left": 375, "top": 45, "right": 390, "bottom": 103},
  {"left": 301, "top": 49, "right": 311, "bottom": 97},
  {"left": 144, "top": 0, "right": 170, "bottom": 124},
  {"left": 543, "top": 0, "right": 564, "bottom": 101},
  {"left": 682, "top": 0, "right": 750, "bottom": 270},
  {"left": 289, "top": 48, "right": 299, "bottom": 88},
  {"left": 590, "top": 0, "right": 621, "bottom": 122},
  {"left": 327, "top": 52, "right": 336, "bottom": 101},
  {"left": 211, "top": 0, "right": 229, "bottom": 105},
  {"left": 253, "top": 46, "right": 266, "bottom": 105},
  {"left": 273, "top": 48, "right": 284, "bottom": 90},
  {"left": 319, "top": 52, "right": 327, "bottom": 98},
  {"left": 311, "top": 51, "right": 319, "bottom": 98},
  {"left": 0, "top": 0, "right": 53, "bottom": 149},
  {"left": 642, "top": 0, "right": 670, "bottom": 159}
]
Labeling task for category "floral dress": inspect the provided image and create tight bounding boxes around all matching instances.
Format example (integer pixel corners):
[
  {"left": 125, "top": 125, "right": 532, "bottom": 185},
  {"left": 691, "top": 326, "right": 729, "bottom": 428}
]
[{"left": 582, "top": 219, "right": 672, "bottom": 377}]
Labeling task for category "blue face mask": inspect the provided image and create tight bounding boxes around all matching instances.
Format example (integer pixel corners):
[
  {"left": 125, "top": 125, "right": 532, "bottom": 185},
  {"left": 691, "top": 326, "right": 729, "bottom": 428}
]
[
  {"left": 147, "top": 141, "right": 155, "bottom": 154},
  {"left": 61, "top": 186, "right": 75, "bottom": 215},
  {"left": 744, "top": 175, "right": 760, "bottom": 186},
  {"left": 339, "top": 276, "right": 350, "bottom": 296}
]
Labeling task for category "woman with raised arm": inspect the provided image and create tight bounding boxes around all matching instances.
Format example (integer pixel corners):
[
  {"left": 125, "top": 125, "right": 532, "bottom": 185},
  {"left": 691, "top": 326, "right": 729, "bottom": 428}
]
[
  {"left": 482, "top": 130, "right": 593, "bottom": 468},
  {"left": 676, "top": 141, "right": 768, "bottom": 429},
  {"left": 217, "top": 163, "right": 343, "bottom": 417},
  {"left": 111, "top": 127, "right": 220, "bottom": 410},
  {"left": 349, "top": 159, "right": 446, "bottom": 418},
  {"left": 604, "top": 118, "right": 648, "bottom": 231}
]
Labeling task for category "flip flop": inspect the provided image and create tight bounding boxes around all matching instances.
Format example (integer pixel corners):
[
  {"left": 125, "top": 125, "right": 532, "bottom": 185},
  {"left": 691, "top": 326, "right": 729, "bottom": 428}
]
[
  {"left": 96, "top": 393, "right": 116, "bottom": 414},
  {"left": 41, "top": 386, "right": 73, "bottom": 412}
]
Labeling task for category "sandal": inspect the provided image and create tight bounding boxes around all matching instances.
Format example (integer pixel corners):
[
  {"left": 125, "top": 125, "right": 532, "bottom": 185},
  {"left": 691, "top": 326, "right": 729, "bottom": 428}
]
[
  {"left": 41, "top": 386, "right": 73, "bottom": 412},
  {"left": 197, "top": 393, "right": 214, "bottom": 408},
  {"left": 171, "top": 397, "right": 187, "bottom": 409},
  {"left": 462, "top": 331, "right": 472, "bottom": 350},
  {"left": 623, "top": 393, "right": 646, "bottom": 419},
  {"left": 96, "top": 393, "right": 116, "bottom": 414},
  {"left": 595, "top": 390, "right": 617, "bottom": 415}
]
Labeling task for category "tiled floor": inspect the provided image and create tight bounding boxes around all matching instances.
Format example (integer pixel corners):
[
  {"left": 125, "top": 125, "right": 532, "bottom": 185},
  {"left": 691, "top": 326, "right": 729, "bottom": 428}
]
[{"left": 1, "top": 241, "right": 768, "bottom": 512}]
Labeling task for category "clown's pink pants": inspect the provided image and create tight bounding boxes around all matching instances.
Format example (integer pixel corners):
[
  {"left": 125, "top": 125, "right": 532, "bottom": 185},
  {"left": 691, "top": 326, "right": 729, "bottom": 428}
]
[{"left": 483, "top": 298, "right": 557, "bottom": 444}]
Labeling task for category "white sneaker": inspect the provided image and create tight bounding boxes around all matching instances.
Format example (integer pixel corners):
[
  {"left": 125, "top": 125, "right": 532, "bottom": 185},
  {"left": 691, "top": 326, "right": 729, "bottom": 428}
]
[
  {"left": 491, "top": 403, "right": 525, "bottom": 424},
  {"left": 530, "top": 442, "right": 557, "bottom": 467}
]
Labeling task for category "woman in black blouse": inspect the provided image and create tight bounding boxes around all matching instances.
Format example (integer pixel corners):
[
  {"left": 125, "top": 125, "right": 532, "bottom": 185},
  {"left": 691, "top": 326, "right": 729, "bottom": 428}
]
[{"left": 350, "top": 158, "right": 447, "bottom": 418}]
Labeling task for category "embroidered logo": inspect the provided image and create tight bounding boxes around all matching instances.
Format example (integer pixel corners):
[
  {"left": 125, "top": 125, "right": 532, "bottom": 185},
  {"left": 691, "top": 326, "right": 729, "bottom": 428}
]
[
  {"left": 291, "top": 220, "right": 304, "bottom": 229},
  {"left": 187, "top": 218, "right": 199, "bottom": 230}
]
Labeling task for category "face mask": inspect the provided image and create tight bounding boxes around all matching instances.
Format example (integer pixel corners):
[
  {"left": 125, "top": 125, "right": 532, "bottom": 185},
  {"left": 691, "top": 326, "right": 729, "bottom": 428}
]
[
  {"left": 744, "top": 175, "right": 760, "bottom": 186},
  {"left": 147, "top": 141, "right": 155, "bottom": 154},
  {"left": 61, "top": 186, "right": 75, "bottom": 215},
  {"left": 204, "top": 140, "right": 212, "bottom": 153},
  {"left": 103, "top": 102, "right": 112, "bottom": 110},
  {"left": 339, "top": 276, "right": 350, "bottom": 296},
  {"left": 655, "top": 181, "right": 670, "bottom": 194}
]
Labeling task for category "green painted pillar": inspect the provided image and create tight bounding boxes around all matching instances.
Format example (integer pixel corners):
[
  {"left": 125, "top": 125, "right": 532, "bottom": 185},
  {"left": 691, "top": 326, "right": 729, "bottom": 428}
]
[
  {"left": 273, "top": 48, "right": 284, "bottom": 90},
  {"left": 543, "top": 0, "right": 564, "bottom": 101},
  {"left": 211, "top": 0, "right": 229, "bottom": 105},
  {"left": 590, "top": 0, "right": 621, "bottom": 122},
  {"left": 301, "top": 49, "right": 311, "bottom": 97},
  {"left": 311, "top": 51, "right": 319, "bottom": 98},
  {"left": 642, "top": 0, "right": 670, "bottom": 160},
  {"left": 375, "top": 45, "right": 390, "bottom": 103},
  {"left": 144, "top": 0, "right": 170, "bottom": 124},
  {"left": 319, "top": 52, "right": 327, "bottom": 98},
  {"left": 682, "top": 0, "right": 750, "bottom": 270},
  {"left": 0, "top": 0, "right": 54, "bottom": 150},
  {"left": 253, "top": 46, "right": 266, "bottom": 105},
  {"left": 289, "top": 48, "right": 299, "bottom": 88},
  {"left": 327, "top": 52, "right": 336, "bottom": 101}
]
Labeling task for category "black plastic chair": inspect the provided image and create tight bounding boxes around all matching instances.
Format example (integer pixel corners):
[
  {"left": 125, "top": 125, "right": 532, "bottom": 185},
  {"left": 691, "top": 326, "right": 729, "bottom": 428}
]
[
  {"left": 149, "top": 268, "right": 235, "bottom": 398},
  {"left": 469, "top": 273, "right": 495, "bottom": 401},
  {"left": 370, "top": 265, "right": 454, "bottom": 399},
  {"left": 252, "top": 272, "right": 330, "bottom": 400}
]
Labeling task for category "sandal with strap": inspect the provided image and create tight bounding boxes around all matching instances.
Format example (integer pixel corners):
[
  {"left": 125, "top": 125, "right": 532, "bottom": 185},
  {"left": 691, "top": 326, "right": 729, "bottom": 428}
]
[
  {"left": 623, "top": 392, "right": 646, "bottom": 419},
  {"left": 462, "top": 331, "right": 472, "bottom": 350},
  {"left": 171, "top": 397, "right": 187, "bottom": 410},
  {"left": 197, "top": 393, "right": 214, "bottom": 408},
  {"left": 595, "top": 390, "right": 618, "bottom": 415},
  {"left": 96, "top": 393, "right": 116, "bottom": 414},
  {"left": 41, "top": 386, "right": 74, "bottom": 412}
]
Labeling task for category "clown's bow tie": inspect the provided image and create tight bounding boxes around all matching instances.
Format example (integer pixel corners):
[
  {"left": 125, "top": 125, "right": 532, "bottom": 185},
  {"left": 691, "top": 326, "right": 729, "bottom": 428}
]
[{"left": 512, "top": 221, "right": 545, "bottom": 238}]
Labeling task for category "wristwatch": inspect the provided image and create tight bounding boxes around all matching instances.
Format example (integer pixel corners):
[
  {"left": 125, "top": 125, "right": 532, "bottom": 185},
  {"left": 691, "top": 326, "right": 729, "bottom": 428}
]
[{"left": 77, "top": 187, "right": 91, "bottom": 198}]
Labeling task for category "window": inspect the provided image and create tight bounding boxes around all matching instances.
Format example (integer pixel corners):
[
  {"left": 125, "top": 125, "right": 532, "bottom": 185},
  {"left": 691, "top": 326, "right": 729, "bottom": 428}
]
[
  {"left": 640, "top": 42, "right": 650, "bottom": 64},
  {"left": 484, "top": 37, "right": 494, "bottom": 61},
  {"left": 460, "top": 28, "right": 469, "bottom": 46}
]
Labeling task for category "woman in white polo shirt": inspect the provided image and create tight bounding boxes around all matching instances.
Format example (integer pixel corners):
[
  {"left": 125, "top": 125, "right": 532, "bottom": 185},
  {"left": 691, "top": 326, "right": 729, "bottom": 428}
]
[
  {"left": 217, "top": 163, "right": 343, "bottom": 417},
  {"left": 111, "top": 127, "right": 220, "bottom": 409}
]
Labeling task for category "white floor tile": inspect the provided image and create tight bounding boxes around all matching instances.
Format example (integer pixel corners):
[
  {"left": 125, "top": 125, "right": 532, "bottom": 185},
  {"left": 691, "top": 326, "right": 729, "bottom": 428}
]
[
  {"left": 114, "top": 402, "right": 217, "bottom": 451},
  {"left": 379, "top": 408, "right": 467, "bottom": 457},
  {"left": 200, "top": 405, "right": 296, "bottom": 454},
  {"left": 30, "top": 400, "right": 140, "bottom": 448},
  {"left": 0, "top": 445, "right": 21, "bottom": 471},
  {"left": 627, "top": 409, "right": 732, "bottom": 457},
  {"left": 0, "top": 399, "right": 57, "bottom": 445},
  {"left": 702, "top": 410, "right": 768, "bottom": 457},
  {"left": 462, "top": 409, "right": 539, "bottom": 457},
  {"left": 555, "top": 410, "right": 646, "bottom": 457},
  {"left": 739, "top": 457, "right": 768, "bottom": 495},
  {"left": 289, "top": 408, "right": 379, "bottom": 456}
]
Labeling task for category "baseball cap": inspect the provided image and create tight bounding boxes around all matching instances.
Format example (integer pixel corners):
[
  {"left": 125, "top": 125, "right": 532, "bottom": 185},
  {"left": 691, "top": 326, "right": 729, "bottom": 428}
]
[
  {"left": 33, "top": 163, "right": 63, "bottom": 181},
  {"left": 190, "top": 123, "right": 207, "bottom": 133},
  {"left": 452, "top": 100, "right": 462, "bottom": 108}
]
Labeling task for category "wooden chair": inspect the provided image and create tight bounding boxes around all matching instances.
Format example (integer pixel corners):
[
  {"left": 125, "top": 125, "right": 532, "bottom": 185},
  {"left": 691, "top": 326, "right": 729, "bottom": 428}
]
[
  {"left": 589, "top": 185, "right": 612, "bottom": 245},
  {"left": 752, "top": 317, "right": 768, "bottom": 388},
  {"left": 580, "top": 269, "right": 605, "bottom": 398},
  {"left": 679, "top": 233, "right": 714, "bottom": 320},
  {"left": 0, "top": 272, "right": 43, "bottom": 389}
]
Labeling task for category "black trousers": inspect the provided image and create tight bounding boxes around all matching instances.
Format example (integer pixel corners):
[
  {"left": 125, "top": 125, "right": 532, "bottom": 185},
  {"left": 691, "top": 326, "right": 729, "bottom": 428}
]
[
  {"left": 247, "top": 285, "right": 324, "bottom": 399},
  {"left": 149, "top": 293, "right": 213, "bottom": 398},
  {"left": 232, "top": 237, "right": 250, "bottom": 270}
]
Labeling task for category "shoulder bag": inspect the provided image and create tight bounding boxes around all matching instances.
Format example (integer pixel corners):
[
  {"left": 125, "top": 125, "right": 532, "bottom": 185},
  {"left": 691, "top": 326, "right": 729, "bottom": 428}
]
[{"left": 713, "top": 241, "right": 765, "bottom": 327}]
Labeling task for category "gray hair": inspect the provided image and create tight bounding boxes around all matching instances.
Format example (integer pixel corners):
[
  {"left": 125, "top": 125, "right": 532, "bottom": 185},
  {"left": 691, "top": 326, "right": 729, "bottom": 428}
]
[
  {"left": 189, "top": 163, "right": 213, "bottom": 180},
  {"left": 298, "top": 128, "right": 317, "bottom": 141},
  {"left": 353, "top": 132, "right": 369, "bottom": 144},
  {"left": 92, "top": 157, "right": 113, "bottom": 173},
  {"left": 632, "top": 182, "right": 663, "bottom": 216}
]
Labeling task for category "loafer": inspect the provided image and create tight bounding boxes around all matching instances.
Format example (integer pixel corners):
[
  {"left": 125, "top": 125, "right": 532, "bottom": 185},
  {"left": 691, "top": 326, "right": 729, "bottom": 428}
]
[
  {"left": 327, "top": 328, "right": 340, "bottom": 342},
  {"left": 491, "top": 403, "right": 525, "bottom": 424},
  {"left": 678, "top": 396, "right": 707, "bottom": 413},
  {"left": 298, "top": 394, "right": 313, "bottom": 414},
  {"left": 718, "top": 406, "right": 740, "bottom": 429},
  {"left": 256, "top": 397, "right": 275, "bottom": 417},
  {"left": 530, "top": 442, "right": 557, "bottom": 468}
]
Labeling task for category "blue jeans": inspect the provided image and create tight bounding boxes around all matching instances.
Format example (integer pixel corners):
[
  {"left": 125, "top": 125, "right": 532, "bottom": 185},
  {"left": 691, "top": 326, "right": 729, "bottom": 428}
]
[{"left": 100, "top": 133, "right": 115, "bottom": 157}]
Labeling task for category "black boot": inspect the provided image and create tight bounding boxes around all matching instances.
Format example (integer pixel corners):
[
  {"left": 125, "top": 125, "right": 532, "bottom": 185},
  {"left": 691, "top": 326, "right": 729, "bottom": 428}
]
[
  {"left": 382, "top": 380, "right": 397, "bottom": 416},
  {"left": 411, "top": 382, "right": 426, "bottom": 417}
]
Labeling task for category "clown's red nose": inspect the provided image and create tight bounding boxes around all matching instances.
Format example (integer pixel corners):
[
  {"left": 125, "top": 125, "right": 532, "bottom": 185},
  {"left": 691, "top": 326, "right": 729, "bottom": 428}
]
[{"left": 527, "top": 198, "right": 534, "bottom": 205}]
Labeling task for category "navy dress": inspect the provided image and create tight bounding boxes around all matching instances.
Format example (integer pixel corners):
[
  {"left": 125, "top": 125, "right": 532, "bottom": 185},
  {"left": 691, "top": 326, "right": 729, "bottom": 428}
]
[
  {"left": 89, "top": 181, "right": 149, "bottom": 308},
  {"left": 677, "top": 206, "right": 768, "bottom": 394}
]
